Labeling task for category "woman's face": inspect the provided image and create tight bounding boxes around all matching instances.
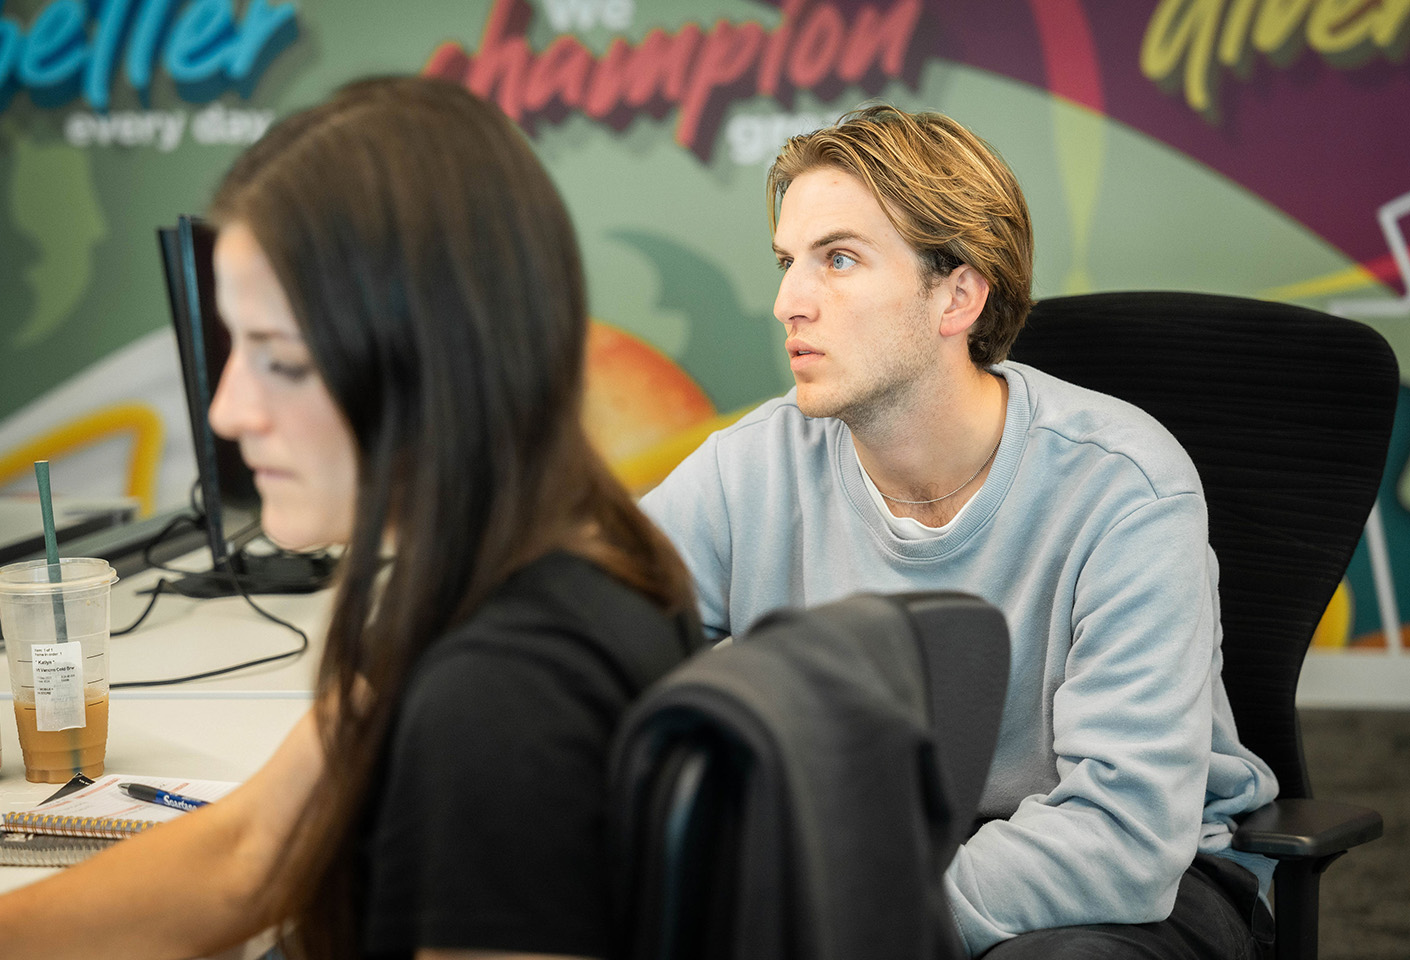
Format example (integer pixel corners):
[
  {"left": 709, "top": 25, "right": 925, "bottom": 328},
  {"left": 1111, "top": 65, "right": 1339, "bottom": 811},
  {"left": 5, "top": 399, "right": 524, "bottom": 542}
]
[{"left": 208, "top": 222, "right": 358, "bottom": 550}]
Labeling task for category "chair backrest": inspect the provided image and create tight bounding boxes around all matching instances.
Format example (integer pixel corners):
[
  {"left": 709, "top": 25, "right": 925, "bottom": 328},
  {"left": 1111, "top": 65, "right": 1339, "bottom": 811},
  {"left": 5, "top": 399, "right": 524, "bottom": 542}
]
[
  {"left": 1010, "top": 291, "right": 1399, "bottom": 799},
  {"left": 610, "top": 591, "right": 1009, "bottom": 960}
]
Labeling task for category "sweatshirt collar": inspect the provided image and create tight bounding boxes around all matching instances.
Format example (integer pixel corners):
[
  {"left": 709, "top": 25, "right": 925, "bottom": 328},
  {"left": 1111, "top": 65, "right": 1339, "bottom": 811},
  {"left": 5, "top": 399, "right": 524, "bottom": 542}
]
[{"left": 835, "top": 363, "right": 1032, "bottom": 560}]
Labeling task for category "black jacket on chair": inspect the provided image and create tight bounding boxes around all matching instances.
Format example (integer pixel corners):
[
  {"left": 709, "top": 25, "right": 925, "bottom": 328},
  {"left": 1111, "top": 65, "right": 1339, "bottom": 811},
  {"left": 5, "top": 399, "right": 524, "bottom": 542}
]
[{"left": 610, "top": 591, "right": 1009, "bottom": 960}]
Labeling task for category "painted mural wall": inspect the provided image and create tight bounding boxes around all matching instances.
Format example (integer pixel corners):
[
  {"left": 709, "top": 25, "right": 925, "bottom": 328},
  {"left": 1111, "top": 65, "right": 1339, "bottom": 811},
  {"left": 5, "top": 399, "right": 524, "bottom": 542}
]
[{"left": 2, "top": 0, "right": 1408, "bottom": 653}]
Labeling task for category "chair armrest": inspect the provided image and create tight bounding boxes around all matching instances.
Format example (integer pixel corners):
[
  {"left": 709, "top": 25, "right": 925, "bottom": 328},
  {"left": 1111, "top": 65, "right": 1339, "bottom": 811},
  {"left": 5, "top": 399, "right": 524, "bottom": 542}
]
[{"left": 1232, "top": 798, "right": 1383, "bottom": 860}]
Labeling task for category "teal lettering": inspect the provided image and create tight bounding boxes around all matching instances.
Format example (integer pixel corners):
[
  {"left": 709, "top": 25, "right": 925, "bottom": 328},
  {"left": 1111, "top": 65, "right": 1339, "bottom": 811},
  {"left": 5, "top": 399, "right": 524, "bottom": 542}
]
[
  {"left": 164, "top": 0, "right": 236, "bottom": 82},
  {"left": 0, "top": 8, "right": 21, "bottom": 110},
  {"left": 227, "top": 0, "right": 296, "bottom": 78},
  {"left": 85, "top": 0, "right": 139, "bottom": 111},
  {"left": 18, "top": 0, "right": 85, "bottom": 92},
  {"left": 0, "top": 0, "right": 299, "bottom": 114},
  {"left": 126, "top": 0, "right": 181, "bottom": 99}
]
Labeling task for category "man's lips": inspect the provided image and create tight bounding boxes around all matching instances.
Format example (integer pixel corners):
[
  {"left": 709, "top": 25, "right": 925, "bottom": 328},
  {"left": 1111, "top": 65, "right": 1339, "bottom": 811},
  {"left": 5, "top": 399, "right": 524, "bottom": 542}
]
[{"left": 787, "top": 339, "right": 823, "bottom": 371}]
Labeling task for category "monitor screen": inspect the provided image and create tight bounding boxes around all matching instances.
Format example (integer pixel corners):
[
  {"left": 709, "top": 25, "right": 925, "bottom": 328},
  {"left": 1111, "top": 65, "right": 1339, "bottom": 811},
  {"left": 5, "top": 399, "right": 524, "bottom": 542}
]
[{"left": 158, "top": 215, "right": 256, "bottom": 576}]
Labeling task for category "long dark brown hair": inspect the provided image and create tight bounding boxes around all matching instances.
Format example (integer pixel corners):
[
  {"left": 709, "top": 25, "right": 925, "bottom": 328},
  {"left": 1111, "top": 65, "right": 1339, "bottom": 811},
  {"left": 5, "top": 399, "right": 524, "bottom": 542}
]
[{"left": 209, "top": 75, "right": 694, "bottom": 959}]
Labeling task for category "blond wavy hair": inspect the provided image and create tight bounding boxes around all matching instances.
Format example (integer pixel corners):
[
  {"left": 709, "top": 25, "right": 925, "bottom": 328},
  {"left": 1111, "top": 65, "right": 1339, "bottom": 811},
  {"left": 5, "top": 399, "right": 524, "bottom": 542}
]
[{"left": 767, "top": 105, "right": 1034, "bottom": 365}]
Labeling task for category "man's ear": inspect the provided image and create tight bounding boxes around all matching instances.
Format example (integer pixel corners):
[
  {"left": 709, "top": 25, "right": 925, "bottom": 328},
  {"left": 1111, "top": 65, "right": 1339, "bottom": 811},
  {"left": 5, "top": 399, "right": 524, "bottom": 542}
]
[{"left": 938, "top": 264, "right": 990, "bottom": 339}]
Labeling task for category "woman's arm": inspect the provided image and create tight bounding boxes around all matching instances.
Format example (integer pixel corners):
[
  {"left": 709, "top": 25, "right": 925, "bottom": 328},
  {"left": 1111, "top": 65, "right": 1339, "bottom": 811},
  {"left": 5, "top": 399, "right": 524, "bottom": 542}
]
[
  {"left": 0, "top": 705, "right": 325, "bottom": 960},
  {"left": 418, "top": 951, "right": 596, "bottom": 960}
]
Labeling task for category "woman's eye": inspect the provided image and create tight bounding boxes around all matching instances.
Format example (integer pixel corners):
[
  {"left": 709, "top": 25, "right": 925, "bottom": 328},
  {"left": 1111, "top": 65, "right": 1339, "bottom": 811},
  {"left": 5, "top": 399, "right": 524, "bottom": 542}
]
[
  {"left": 830, "top": 252, "right": 856, "bottom": 269},
  {"left": 268, "top": 361, "right": 314, "bottom": 382},
  {"left": 254, "top": 352, "right": 314, "bottom": 382},
  {"left": 777, "top": 258, "right": 792, "bottom": 272}
]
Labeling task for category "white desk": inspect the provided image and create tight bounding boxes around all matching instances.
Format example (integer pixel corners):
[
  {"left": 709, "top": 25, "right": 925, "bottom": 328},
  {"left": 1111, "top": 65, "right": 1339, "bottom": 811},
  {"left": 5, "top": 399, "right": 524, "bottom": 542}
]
[{"left": 0, "top": 556, "right": 332, "bottom": 912}]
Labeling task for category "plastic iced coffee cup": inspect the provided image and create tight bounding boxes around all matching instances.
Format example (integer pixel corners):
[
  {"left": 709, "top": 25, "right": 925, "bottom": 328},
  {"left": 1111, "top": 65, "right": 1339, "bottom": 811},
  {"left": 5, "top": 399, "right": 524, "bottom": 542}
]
[{"left": 0, "top": 557, "right": 118, "bottom": 783}]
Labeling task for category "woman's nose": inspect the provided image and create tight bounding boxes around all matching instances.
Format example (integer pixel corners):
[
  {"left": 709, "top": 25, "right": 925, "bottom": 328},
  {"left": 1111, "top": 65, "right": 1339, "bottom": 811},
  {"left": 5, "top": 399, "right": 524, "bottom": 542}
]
[{"left": 207, "top": 351, "right": 266, "bottom": 440}]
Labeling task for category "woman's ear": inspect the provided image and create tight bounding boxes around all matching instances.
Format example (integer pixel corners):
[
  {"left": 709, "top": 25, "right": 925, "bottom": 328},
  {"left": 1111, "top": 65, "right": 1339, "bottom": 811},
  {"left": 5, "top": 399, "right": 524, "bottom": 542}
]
[{"left": 937, "top": 264, "right": 990, "bottom": 340}]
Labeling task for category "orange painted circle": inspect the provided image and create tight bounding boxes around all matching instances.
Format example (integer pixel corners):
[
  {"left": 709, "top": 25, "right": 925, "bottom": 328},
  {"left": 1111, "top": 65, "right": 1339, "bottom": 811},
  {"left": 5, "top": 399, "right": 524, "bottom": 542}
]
[{"left": 583, "top": 321, "right": 715, "bottom": 463}]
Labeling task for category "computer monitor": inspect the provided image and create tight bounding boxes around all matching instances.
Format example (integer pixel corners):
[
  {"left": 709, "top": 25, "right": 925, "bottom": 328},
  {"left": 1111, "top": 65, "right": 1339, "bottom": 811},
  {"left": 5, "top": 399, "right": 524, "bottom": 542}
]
[{"left": 156, "top": 215, "right": 335, "bottom": 596}]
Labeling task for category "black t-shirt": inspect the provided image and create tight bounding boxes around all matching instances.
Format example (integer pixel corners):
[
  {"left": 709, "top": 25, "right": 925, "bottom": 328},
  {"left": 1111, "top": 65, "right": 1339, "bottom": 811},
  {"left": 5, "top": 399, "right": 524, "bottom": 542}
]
[{"left": 361, "top": 551, "right": 699, "bottom": 958}]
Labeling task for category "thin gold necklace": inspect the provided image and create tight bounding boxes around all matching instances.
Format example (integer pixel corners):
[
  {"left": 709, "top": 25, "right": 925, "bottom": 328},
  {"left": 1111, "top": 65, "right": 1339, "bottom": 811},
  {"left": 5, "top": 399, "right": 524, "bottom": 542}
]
[{"left": 877, "top": 438, "right": 1002, "bottom": 505}]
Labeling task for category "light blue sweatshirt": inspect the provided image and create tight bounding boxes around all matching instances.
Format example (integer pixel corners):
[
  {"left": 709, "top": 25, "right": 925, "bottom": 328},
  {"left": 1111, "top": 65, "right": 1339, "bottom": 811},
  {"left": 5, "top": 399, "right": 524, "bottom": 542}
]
[{"left": 641, "top": 361, "right": 1278, "bottom": 956}]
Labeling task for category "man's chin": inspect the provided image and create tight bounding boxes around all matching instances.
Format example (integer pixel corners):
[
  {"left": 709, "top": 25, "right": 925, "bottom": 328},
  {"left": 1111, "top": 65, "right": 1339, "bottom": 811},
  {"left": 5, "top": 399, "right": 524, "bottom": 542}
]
[
  {"left": 794, "top": 390, "right": 842, "bottom": 421},
  {"left": 797, "top": 388, "right": 888, "bottom": 434}
]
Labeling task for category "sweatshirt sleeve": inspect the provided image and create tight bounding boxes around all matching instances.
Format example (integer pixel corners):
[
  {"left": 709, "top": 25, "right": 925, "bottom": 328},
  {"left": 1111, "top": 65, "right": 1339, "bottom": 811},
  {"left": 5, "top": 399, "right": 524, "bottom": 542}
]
[
  {"left": 943, "top": 492, "right": 1217, "bottom": 955},
  {"left": 639, "top": 433, "right": 735, "bottom": 639}
]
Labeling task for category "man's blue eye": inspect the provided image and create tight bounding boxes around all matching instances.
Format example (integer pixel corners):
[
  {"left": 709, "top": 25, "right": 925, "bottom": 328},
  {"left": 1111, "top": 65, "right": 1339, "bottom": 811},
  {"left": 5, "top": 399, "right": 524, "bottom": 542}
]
[{"left": 831, "top": 252, "right": 855, "bottom": 269}]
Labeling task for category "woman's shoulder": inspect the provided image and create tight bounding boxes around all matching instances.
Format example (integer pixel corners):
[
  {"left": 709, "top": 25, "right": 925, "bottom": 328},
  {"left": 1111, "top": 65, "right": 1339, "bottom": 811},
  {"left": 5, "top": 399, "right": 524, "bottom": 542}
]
[
  {"left": 365, "top": 554, "right": 662, "bottom": 958},
  {"left": 413, "top": 551, "right": 695, "bottom": 702}
]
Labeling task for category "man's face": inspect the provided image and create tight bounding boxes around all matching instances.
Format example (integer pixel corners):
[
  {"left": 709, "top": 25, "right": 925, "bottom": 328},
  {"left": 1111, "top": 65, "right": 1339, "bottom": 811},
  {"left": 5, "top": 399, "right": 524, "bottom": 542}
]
[{"left": 771, "top": 167, "right": 945, "bottom": 429}]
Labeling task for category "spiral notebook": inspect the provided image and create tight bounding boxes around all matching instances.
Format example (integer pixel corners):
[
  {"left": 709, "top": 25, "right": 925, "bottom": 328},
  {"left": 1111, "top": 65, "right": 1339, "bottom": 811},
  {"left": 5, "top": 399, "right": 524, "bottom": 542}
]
[
  {"left": 0, "top": 773, "right": 239, "bottom": 867},
  {"left": 0, "top": 832, "right": 116, "bottom": 867}
]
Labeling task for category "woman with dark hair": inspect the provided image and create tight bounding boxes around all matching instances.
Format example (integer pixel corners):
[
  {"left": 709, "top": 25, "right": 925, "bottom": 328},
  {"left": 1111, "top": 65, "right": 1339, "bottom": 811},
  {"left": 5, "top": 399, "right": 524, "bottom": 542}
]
[{"left": 0, "top": 75, "right": 700, "bottom": 960}]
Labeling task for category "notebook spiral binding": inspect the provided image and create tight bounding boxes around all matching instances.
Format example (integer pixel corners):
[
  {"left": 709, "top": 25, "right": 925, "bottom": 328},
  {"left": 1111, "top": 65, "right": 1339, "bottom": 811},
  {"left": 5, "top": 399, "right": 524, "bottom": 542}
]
[
  {"left": 1, "top": 811, "right": 156, "bottom": 840},
  {"left": 0, "top": 832, "right": 119, "bottom": 868}
]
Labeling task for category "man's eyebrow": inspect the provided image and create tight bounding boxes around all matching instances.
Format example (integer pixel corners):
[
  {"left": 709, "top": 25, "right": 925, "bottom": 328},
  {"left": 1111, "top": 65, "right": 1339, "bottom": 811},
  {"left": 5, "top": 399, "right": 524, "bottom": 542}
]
[
  {"left": 773, "top": 230, "right": 872, "bottom": 258},
  {"left": 812, "top": 230, "right": 871, "bottom": 250}
]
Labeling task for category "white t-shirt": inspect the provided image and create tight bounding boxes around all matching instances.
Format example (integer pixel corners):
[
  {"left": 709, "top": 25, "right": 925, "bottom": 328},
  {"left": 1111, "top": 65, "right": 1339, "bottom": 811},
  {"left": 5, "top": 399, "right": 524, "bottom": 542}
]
[{"left": 855, "top": 446, "right": 977, "bottom": 539}]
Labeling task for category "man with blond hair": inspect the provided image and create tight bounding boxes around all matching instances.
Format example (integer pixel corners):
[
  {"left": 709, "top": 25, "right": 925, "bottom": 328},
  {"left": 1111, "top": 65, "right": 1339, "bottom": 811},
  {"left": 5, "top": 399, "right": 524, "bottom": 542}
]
[{"left": 641, "top": 105, "right": 1278, "bottom": 958}]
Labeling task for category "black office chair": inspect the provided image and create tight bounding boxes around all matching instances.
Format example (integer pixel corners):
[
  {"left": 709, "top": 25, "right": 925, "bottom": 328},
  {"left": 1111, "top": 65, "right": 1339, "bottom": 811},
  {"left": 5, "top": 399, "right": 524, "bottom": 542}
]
[
  {"left": 610, "top": 591, "right": 1010, "bottom": 960},
  {"left": 1011, "top": 290, "right": 1395, "bottom": 960}
]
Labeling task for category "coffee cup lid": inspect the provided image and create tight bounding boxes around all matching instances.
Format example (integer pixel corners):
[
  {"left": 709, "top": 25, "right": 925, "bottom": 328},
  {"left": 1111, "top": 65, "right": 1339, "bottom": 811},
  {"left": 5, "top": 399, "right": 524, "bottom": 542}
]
[{"left": 0, "top": 558, "right": 119, "bottom": 596}]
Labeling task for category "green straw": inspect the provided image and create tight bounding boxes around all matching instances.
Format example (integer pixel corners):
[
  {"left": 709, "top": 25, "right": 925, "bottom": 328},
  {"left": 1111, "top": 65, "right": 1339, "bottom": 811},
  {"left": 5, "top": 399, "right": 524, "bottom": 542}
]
[
  {"left": 33, "top": 461, "right": 69, "bottom": 642},
  {"left": 35, "top": 461, "right": 82, "bottom": 777}
]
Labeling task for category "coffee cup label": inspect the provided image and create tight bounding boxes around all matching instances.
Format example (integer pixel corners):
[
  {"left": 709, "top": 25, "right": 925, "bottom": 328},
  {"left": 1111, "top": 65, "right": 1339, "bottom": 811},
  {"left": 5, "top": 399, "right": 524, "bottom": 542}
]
[{"left": 31, "top": 643, "right": 86, "bottom": 731}]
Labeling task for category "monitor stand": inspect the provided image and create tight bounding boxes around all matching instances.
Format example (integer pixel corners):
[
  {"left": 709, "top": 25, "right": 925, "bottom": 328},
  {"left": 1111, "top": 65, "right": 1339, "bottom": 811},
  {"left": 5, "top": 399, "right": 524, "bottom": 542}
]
[
  {"left": 164, "top": 548, "right": 338, "bottom": 599},
  {"left": 156, "top": 512, "right": 338, "bottom": 598}
]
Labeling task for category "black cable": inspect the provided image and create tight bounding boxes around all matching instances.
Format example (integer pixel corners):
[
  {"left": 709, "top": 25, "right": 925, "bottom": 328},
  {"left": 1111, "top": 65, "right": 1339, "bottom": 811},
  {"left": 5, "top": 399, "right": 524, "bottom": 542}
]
[
  {"left": 135, "top": 481, "right": 259, "bottom": 578},
  {"left": 109, "top": 587, "right": 310, "bottom": 688},
  {"left": 108, "top": 490, "right": 316, "bottom": 688},
  {"left": 110, "top": 566, "right": 312, "bottom": 689},
  {"left": 109, "top": 578, "right": 165, "bottom": 637},
  {"left": 138, "top": 511, "right": 202, "bottom": 575},
  {"left": 138, "top": 515, "right": 261, "bottom": 578},
  {"left": 110, "top": 510, "right": 204, "bottom": 637}
]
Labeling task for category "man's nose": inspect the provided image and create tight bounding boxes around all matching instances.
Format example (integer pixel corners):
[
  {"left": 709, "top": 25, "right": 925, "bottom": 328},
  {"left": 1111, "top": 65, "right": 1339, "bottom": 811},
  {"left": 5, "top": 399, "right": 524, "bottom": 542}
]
[{"left": 774, "top": 264, "right": 817, "bottom": 326}]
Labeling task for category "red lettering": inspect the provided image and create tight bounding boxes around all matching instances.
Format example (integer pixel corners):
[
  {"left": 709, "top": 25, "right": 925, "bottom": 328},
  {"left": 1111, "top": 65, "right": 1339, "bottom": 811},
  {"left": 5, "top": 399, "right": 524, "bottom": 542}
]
[
  {"left": 627, "top": 27, "right": 700, "bottom": 106},
  {"left": 788, "top": 4, "right": 845, "bottom": 90},
  {"left": 677, "top": 20, "right": 765, "bottom": 148},
  {"left": 839, "top": 0, "right": 922, "bottom": 82},
  {"left": 423, "top": 41, "right": 472, "bottom": 87},
  {"left": 465, "top": 0, "right": 533, "bottom": 120},
  {"left": 759, "top": 0, "right": 806, "bottom": 96},
  {"left": 524, "top": 34, "right": 592, "bottom": 112},
  {"left": 583, "top": 26, "right": 702, "bottom": 118},
  {"left": 425, "top": 0, "right": 924, "bottom": 158},
  {"left": 582, "top": 37, "right": 634, "bottom": 117}
]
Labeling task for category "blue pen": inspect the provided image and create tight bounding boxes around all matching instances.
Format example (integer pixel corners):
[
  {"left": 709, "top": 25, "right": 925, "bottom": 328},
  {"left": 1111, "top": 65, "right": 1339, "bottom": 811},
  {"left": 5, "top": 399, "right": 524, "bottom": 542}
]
[{"left": 119, "top": 782, "right": 209, "bottom": 812}]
